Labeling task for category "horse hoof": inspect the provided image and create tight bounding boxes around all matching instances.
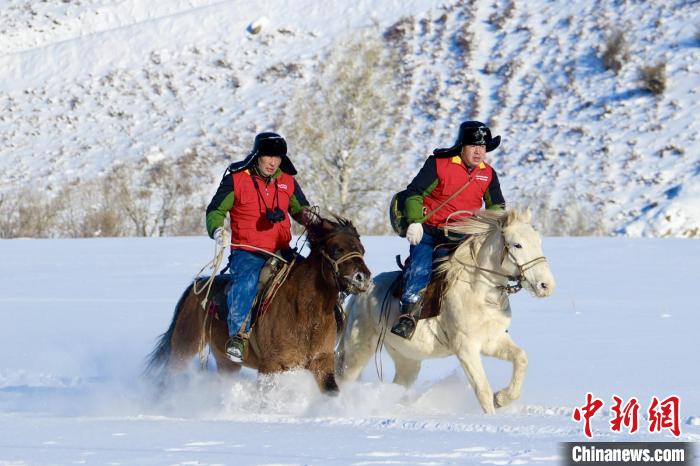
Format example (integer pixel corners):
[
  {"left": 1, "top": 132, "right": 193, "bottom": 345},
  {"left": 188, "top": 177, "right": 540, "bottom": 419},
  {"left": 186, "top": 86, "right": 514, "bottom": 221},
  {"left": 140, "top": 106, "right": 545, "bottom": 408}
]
[
  {"left": 322, "top": 373, "right": 340, "bottom": 395},
  {"left": 493, "top": 391, "right": 510, "bottom": 409}
]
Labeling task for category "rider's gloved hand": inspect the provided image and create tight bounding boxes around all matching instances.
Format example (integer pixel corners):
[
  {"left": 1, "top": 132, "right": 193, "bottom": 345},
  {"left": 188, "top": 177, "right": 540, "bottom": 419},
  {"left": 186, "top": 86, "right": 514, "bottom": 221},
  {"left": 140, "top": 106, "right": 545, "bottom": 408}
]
[
  {"left": 406, "top": 223, "right": 423, "bottom": 246},
  {"left": 213, "top": 227, "right": 228, "bottom": 249}
]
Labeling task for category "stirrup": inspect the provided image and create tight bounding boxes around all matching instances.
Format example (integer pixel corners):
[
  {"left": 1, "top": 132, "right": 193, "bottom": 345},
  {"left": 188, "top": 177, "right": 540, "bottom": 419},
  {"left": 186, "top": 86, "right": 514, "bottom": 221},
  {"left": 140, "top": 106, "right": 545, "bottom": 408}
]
[
  {"left": 225, "top": 335, "right": 248, "bottom": 363},
  {"left": 390, "top": 314, "right": 417, "bottom": 340}
]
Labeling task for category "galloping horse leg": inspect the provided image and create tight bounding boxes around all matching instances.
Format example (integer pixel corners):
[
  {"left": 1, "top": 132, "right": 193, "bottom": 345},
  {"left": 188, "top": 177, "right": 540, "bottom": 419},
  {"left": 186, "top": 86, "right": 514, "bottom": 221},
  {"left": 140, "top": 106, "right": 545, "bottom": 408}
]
[
  {"left": 455, "top": 343, "right": 496, "bottom": 414},
  {"left": 482, "top": 332, "right": 528, "bottom": 409},
  {"left": 210, "top": 322, "right": 241, "bottom": 375},
  {"left": 386, "top": 345, "right": 421, "bottom": 388},
  {"left": 255, "top": 360, "right": 286, "bottom": 401},
  {"left": 336, "top": 307, "right": 380, "bottom": 383},
  {"left": 308, "top": 352, "right": 339, "bottom": 395}
]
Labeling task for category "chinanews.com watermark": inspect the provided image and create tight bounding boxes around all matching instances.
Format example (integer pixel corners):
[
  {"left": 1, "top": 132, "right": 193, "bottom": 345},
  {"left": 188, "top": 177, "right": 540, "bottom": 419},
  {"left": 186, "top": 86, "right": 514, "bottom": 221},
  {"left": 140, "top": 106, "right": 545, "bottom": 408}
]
[
  {"left": 562, "top": 442, "right": 693, "bottom": 466},
  {"left": 563, "top": 393, "right": 696, "bottom": 465}
]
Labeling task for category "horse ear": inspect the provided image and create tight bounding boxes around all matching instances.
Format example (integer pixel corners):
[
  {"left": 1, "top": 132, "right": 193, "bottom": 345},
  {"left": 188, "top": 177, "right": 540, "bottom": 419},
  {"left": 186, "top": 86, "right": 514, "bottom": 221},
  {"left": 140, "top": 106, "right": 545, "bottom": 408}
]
[
  {"left": 306, "top": 220, "right": 323, "bottom": 240},
  {"left": 505, "top": 209, "right": 518, "bottom": 226},
  {"left": 307, "top": 216, "right": 335, "bottom": 242},
  {"left": 343, "top": 218, "right": 360, "bottom": 238},
  {"left": 320, "top": 218, "right": 336, "bottom": 231},
  {"left": 505, "top": 208, "right": 531, "bottom": 226}
]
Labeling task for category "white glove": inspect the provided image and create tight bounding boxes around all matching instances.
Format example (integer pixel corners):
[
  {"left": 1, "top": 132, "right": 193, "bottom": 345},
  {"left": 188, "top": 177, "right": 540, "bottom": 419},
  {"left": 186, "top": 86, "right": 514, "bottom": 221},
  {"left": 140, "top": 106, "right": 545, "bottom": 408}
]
[
  {"left": 213, "top": 227, "right": 227, "bottom": 249},
  {"left": 406, "top": 223, "right": 423, "bottom": 246}
]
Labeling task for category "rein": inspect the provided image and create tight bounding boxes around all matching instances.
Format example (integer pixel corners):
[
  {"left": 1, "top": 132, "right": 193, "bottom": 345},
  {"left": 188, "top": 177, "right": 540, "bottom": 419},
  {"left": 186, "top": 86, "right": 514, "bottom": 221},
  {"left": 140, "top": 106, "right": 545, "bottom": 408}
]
[
  {"left": 230, "top": 242, "right": 290, "bottom": 263},
  {"left": 455, "top": 253, "right": 547, "bottom": 294},
  {"left": 191, "top": 236, "right": 294, "bottom": 367},
  {"left": 454, "top": 253, "right": 523, "bottom": 294},
  {"left": 451, "top": 220, "right": 548, "bottom": 295}
]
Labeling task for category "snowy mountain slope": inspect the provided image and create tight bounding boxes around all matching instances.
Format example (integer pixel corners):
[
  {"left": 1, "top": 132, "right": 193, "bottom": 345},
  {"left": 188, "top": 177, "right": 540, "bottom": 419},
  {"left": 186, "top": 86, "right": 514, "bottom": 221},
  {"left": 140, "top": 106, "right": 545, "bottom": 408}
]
[{"left": 0, "top": 0, "right": 698, "bottom": 237}]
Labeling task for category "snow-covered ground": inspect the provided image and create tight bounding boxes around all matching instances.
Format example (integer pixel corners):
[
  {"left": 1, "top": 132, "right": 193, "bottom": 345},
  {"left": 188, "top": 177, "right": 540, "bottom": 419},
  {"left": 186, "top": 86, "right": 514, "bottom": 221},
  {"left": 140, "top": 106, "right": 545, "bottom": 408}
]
[
  {"left": 1, "top": 0, "right": 699, "bottom": 237},
  {"left": 0, "top": 235, "right": 698, "bottom": 465}
]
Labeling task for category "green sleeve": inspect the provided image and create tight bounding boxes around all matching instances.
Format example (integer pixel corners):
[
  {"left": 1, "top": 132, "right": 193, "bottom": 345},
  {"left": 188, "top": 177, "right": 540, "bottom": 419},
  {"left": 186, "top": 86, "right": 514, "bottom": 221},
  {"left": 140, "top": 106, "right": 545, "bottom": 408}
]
[
  {"left": 205, "top": 192, "right": 234, "bottom": 237},
  {"left": 405, "top": 179, "right": 438, "bottom": 223},
  {"left": 484, "top": 169, "right": 506, "bottom": 210},
  {"left": 205, "top": 173, "right": 235, "bottom": 238},
  {"left": 288, "top": 178, "right": 310, "bottom": 224},
  {"left": 404, "top": 157, "right": 439, "bottom": 224}
]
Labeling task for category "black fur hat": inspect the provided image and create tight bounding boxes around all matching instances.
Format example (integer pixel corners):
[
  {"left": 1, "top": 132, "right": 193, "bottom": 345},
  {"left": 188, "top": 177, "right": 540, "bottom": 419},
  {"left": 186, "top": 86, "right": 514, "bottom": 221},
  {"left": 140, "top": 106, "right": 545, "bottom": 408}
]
[
  {"left": 228, "top": 132, "right": 297, "bottom": 175},
  {"left": 433, "top": 121, "right": 501, "bottom": 157}
]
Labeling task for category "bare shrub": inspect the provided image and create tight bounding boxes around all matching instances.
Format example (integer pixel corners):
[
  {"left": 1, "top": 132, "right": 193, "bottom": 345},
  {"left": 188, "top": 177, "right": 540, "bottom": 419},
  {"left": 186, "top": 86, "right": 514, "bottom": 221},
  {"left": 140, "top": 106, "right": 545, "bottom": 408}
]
[
  {"left": 0, "top": 148, "right": 211, "bottom": 238},
  {"left": 107, "top": 164, "right": 151, "bottom": 236},
  {"left": 0, "top": 193, "right": 21, "bottom": 238},
  {"left": 168, "top": 204, "right": 206, "bottom": 236},
  {"left": 282, "top": 30, "right": 407, "bottom": 234},
  {"left": 105, "top": 152, "right": 207, "bottom": 237},
  {"left": 488, "top": 1, "right": 515, "bottom": 30},
  {"left": 516, "top": 190, "right": 607, "bottom": 236},
  {"left": 640, "top": 61, "right": 667, "bottom": 95},
  {"left": 602, "top": 30, "right": 628, "bottom": 73},
  {"left": 258, "top": 63, "right": 303, "bottom": 82},
  {"left": 384, "top": 16, "right": 414, "bottom": 43},
  {"left": 0, "top": 189, "right": 56, "bottom": 238},
  {"left": 51, "top": 180, "right": 123, "bottom": 238},
  {"left": 454, "top": 26, "right": 474, "bottom": 56}
]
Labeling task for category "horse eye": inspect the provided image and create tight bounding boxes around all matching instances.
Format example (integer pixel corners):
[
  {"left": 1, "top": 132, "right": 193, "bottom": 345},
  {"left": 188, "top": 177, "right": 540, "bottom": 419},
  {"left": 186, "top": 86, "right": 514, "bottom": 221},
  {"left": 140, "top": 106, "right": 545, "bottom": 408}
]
[{"left": 513, "top": 243, "right": 522, "bottom": 249}]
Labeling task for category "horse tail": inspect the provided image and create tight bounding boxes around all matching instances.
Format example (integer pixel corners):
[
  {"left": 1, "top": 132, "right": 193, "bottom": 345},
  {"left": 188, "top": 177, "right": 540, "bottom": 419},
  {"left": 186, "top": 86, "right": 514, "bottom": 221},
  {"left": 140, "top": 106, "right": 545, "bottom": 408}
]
[{"left": 143, "top": 280, "right": 198, "bottom": 382}]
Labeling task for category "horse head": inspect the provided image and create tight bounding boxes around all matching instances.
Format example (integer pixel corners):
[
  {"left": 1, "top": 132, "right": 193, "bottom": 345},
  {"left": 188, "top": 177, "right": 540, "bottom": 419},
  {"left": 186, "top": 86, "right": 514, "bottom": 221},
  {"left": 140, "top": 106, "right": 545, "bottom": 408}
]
[
  {"left": 499, "top": 209, "right": 555, "bottom": 297},
  {"left": 440, "top": 209, "right": 555, "bottom": 299},
  {"left": 306, "top": 215, "right": 371, "bottom": 294}
]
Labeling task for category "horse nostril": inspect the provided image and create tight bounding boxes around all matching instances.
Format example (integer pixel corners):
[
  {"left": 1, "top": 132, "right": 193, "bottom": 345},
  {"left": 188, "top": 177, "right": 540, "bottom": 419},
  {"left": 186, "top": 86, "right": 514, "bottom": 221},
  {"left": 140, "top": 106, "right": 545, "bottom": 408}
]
[
  {"left": 354, "top": 273, "right": 365, "bottom": 283},
  {"left": 540, "top": 282, "right": 548, "bottom": 290}
]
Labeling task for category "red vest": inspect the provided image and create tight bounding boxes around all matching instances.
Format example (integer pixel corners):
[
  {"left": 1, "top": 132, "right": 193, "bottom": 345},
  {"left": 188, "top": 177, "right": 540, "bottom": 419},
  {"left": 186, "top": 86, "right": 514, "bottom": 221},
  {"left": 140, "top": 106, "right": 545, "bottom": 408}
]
[
  {"left": 423, "top": 157, "right": 494, "bottom": 227},
  {"left": 230, "top": 170, "right": 295, "bottom": 253}
]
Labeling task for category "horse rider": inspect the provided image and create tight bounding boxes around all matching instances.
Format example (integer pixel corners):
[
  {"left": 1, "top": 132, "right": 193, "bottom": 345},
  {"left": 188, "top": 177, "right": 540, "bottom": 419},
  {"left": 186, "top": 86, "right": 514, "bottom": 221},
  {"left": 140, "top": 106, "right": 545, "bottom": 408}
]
[
  {"left": 206, "top": 132, "right": 316, "bottom": 362},
  {"left": 391, "top": 121, "right": 506, "bottom": 340}
]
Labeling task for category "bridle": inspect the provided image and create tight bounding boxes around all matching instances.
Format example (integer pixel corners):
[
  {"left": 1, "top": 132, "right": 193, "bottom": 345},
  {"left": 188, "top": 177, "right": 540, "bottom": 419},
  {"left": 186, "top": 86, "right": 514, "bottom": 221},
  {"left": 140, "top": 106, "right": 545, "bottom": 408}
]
[
  {"left": 453, "top": 229, "right": 547, "bottom": 295},
  {"left": 497, "top": 246, "right": 548, "bottom": 294},
  {"left": 315, "top": 231, "right": 366, "bottom": 292},
  {"left": 320, "top": 249, "right": 365, "bottom": 293},
  {"left": 320, "top": 249, "right": 365, "bottom": 276}
]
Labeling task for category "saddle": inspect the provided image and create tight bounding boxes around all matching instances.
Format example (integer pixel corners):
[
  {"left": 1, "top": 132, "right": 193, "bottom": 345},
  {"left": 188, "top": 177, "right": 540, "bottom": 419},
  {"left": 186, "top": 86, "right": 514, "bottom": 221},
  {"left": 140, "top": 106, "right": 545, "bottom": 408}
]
[
  {"left": 390, "top": 254, "right": 450, "bottom": 321},
  {"left": 207, "top": 249, "right": 297, "bottom": 327}
]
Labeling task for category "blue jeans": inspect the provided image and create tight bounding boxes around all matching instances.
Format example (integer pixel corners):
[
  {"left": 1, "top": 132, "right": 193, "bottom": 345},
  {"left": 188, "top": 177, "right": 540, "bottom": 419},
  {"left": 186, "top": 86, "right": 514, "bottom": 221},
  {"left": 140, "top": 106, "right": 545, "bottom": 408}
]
[
  {"left": 226, "top": 249, "right": 268, "bottom": 337},
  {"left": 401, "top": 231, "right": 451, "bottom": 304}
]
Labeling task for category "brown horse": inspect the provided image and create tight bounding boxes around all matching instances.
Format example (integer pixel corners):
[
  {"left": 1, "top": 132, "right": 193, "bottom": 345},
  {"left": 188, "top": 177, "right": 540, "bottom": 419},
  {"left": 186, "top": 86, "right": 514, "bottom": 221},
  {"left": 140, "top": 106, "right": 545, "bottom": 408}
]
[{"left": 146, "top": 216, "right": 371, "bottom": 394}]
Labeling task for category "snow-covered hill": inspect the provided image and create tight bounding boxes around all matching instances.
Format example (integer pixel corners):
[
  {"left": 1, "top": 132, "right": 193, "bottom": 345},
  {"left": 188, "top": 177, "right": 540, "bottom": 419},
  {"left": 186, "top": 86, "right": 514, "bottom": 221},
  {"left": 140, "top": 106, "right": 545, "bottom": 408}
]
[{"left": 1, "top": 0, "right": 698, "bottom": 237}]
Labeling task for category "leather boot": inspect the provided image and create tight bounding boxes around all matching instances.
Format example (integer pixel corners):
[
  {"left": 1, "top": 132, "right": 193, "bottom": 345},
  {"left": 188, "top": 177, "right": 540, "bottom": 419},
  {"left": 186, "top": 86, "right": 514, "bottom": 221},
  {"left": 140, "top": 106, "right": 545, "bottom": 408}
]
[{"left": 390, "top": 300, "right": 422, "bottom": 340}]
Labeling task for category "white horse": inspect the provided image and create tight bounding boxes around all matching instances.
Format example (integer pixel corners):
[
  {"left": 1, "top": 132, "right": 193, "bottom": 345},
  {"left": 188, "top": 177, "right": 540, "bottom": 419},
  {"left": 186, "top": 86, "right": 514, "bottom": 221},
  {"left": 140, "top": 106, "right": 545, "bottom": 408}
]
[{"left": 336, "top": 209, "right": 555, "bottom": 414}]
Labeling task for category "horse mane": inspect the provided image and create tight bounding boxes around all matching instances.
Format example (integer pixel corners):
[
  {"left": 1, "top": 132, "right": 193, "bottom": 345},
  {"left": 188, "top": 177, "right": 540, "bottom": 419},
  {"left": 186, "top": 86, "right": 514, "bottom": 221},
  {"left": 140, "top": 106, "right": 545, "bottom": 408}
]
[
  {"left": 307, "top": 214, "right": 360, "bottom": 249},
  {"left": 331, "top": 215, "right": 359, "bottom": 236},
  {"left": 433, "top": 209, "right": 527, "bottom": 292}
]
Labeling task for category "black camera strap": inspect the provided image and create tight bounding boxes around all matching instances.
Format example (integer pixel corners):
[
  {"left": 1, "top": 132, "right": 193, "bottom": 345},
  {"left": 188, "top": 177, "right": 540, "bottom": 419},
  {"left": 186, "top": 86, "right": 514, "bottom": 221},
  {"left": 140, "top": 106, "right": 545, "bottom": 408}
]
[{"left": 250, "top": 171, "right": 281, "bottom": 215}]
